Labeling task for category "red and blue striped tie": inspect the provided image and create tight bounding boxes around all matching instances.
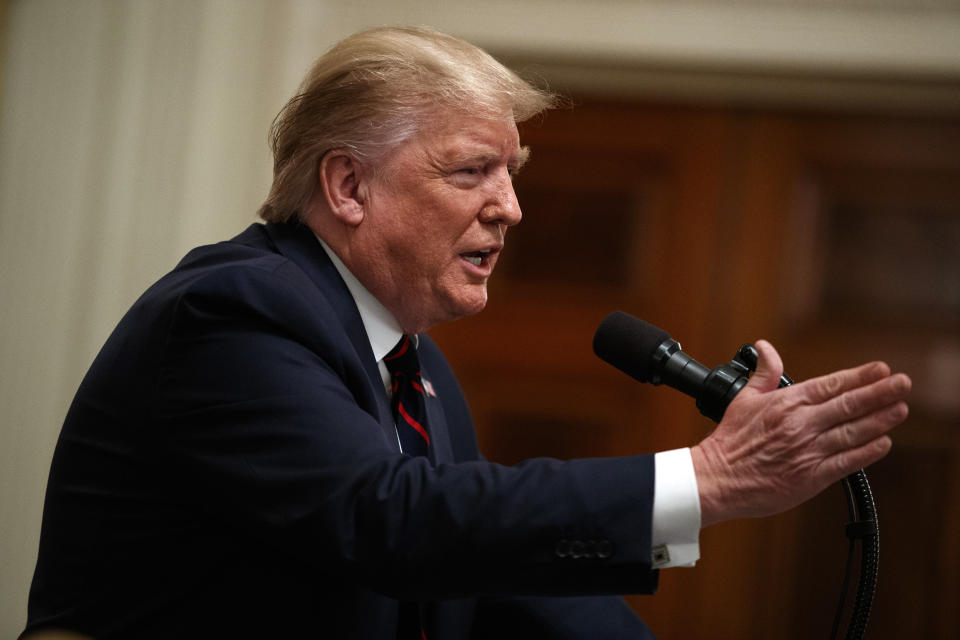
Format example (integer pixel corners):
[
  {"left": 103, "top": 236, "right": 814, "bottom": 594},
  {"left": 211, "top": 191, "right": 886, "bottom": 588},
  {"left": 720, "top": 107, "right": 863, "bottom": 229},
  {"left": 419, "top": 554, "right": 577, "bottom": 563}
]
[
  {"left": 385, "top": 335, "right": 432, "bottom": 638},
  {"left": 384, "top": 334, "right": 430, "bottom": 458}
]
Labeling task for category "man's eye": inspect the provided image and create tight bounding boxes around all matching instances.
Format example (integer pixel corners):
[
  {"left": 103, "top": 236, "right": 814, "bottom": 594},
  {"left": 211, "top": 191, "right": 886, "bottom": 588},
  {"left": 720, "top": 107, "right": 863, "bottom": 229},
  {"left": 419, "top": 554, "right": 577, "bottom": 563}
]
[{"left": 459, "top": 167, "right": 481, "bottom": 175}]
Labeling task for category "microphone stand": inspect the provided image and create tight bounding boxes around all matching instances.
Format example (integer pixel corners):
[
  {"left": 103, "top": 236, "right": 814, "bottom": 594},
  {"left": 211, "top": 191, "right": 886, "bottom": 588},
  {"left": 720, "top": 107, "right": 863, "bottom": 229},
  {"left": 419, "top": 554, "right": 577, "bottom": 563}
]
[
  {"left": 832, "top": 470, "right": 878, "bottom": 640},
  {"left": 705, "top": 345, "right": 878, "bottom": 640}
]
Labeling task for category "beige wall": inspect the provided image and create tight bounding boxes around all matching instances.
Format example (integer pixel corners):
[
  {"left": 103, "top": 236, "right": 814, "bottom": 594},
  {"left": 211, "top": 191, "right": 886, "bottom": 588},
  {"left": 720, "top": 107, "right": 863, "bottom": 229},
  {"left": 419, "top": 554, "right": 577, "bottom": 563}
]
[{"left": 1, "top": 0, "right": 958, "bottom": 633}]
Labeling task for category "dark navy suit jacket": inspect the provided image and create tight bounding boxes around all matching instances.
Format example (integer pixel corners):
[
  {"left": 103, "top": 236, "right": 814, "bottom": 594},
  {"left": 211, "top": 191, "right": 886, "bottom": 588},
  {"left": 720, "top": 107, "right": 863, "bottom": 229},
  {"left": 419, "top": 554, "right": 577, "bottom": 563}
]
[{"left": 25, "top": 222, "right": 659, "bottom": 638}]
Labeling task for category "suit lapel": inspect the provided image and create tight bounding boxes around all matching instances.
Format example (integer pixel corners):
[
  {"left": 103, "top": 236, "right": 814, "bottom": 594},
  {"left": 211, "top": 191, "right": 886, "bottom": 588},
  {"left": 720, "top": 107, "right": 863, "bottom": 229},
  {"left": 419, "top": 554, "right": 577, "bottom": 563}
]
[
  {"left": 256, "top": 222, "right": 455, "bottom": 464},
  {"left": 259, "top": 222, "right": 398, "bottom": 452},
  {"left": 418, "top": 362, "right": 454, "bottom": 465}
]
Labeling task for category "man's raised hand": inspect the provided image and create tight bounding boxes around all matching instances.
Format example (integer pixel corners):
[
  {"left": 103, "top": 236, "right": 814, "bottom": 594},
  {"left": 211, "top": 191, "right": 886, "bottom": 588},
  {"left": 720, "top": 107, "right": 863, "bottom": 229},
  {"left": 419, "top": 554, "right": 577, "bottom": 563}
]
[{"left": 691, "top": 340, "right": 911, "bottom": 528}]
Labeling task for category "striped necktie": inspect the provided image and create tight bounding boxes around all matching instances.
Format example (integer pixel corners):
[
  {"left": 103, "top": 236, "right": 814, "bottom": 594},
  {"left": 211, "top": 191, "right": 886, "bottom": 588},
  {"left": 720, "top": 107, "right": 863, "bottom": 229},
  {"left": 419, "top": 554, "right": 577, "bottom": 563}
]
[
  {"left": 384, "top": 335, "right": 430, "bottom": 458},
  {"left": 384, "top": 335, "right": 432, "bottom": 639}
]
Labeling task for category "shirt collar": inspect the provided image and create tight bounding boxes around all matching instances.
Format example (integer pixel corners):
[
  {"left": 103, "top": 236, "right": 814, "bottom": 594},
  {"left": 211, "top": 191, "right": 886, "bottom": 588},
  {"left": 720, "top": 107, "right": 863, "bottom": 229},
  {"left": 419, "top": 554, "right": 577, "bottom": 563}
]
[{"left": 314, "top": 235, "right": 404, "bottom": 362}]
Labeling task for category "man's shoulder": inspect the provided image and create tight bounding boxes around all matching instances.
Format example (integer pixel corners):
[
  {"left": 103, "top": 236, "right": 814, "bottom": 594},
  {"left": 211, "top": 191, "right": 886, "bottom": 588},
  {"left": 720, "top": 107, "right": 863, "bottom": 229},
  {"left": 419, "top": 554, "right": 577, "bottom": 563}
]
[
  {"left": 123, "top": 223, "right": 337, "bottom": 337},
  {"left": 173, "top": 223, "right": 285, "bottom": 277},
  {"left": 154, "top": 223, "right": 320, "bottom": 296}
]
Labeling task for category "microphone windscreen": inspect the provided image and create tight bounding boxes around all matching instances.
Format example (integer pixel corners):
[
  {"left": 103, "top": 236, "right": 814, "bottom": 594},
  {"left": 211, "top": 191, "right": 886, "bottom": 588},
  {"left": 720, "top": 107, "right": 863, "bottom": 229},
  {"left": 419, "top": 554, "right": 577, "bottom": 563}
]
[{"left": 592, "top": 312, "right": 670, "bottom": 383}]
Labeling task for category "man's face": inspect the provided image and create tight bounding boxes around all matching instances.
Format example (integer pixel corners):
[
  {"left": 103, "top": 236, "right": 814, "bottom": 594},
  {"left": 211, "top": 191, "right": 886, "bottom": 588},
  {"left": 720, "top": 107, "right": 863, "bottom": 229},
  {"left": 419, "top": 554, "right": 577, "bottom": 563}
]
[{"left": 352, "top": 111, "right": 528, "bottom": 333}]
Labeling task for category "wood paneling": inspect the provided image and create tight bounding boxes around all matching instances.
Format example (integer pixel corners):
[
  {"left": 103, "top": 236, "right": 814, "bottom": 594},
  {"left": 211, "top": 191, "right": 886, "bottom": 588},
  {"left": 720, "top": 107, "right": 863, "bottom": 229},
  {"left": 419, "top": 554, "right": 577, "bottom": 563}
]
[{"left": 430, "top": 100, "right": 960, "bottom": 638}]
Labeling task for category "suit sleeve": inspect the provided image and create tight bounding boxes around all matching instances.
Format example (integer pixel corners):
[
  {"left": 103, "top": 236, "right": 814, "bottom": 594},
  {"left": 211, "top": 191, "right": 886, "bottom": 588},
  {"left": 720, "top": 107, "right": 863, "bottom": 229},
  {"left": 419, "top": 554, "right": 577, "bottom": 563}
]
[{"left": 150, "top": 262, "right": 659, "bottom": 600}]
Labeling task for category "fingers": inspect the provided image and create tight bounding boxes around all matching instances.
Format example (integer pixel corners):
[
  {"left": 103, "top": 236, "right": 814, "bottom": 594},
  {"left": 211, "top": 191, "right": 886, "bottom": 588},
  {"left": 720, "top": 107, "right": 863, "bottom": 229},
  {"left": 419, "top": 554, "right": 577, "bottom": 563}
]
[
  {"left": 802, "top": 361, "right": 892, "bottom": 405},
  {"left": 817, "top": 398, "right": 909, "bottom": 456},
  {"left": 819, "top": 435, "right": 893, "bottom": 483},
  {"left": 746, "top": 339, "right": 784, "bottom": 393},
  {"left": 814, "top": 372, "right": 912, "bottom": 429},
  {"left": 809, "top": 371, "right": 909, "bottom": 485}
]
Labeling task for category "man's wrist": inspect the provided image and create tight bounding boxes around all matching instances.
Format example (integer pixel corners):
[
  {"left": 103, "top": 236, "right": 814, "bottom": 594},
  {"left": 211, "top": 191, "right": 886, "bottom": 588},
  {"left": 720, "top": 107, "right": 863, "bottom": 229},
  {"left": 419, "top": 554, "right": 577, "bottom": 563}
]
[{"left": 690, "top": 443, "right": 724, "bottom": 529}]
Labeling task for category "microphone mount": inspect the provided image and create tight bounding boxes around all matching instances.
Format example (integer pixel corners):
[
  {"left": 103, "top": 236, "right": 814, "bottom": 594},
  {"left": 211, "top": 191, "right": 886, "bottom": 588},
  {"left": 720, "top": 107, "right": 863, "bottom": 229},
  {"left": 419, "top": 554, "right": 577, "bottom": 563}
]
[{"left": 650, "top": 340, "right": 793, "bottom": 422}]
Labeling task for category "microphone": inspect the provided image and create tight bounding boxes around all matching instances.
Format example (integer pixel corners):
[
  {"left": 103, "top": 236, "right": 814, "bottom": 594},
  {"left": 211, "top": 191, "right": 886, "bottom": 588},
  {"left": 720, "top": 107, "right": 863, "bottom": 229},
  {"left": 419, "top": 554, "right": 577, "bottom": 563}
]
[{"left": 592, "top": 311, "right": 789, "bottom": 422}]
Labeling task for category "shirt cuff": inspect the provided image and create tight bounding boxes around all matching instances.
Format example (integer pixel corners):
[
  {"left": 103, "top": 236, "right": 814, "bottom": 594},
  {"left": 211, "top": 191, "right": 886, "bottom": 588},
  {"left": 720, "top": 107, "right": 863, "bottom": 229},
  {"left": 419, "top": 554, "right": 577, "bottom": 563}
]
[{"left": 651, "top": 447, "right": 701, "bottom": 568}]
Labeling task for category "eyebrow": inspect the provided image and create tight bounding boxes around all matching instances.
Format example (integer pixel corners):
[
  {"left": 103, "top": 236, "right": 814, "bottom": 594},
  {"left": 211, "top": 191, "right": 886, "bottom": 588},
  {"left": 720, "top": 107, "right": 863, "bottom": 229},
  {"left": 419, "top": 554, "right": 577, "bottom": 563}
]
[
  {"left": 513, "top": 146, "right": 531, "bottom": 171},
  {"left": 437, "top": 144, "right": 532, "bottom": 172}
]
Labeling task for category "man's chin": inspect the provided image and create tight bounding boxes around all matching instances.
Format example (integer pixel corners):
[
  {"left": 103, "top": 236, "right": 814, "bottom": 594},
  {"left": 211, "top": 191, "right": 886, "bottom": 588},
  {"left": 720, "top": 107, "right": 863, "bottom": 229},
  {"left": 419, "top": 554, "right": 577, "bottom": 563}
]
[
  {"left": 400, "top": 290, "right": 488, "bottom": 333},
  {"left": 443, "top": 290, "right": 489, "bottom": 324}
]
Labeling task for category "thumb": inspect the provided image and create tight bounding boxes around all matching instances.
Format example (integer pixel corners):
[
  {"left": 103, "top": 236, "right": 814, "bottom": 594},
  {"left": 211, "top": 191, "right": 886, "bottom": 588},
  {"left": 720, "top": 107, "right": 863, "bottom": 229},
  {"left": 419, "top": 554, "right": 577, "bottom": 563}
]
[{"left": 746, "top": 339, "right": 784, "bottom": 393}]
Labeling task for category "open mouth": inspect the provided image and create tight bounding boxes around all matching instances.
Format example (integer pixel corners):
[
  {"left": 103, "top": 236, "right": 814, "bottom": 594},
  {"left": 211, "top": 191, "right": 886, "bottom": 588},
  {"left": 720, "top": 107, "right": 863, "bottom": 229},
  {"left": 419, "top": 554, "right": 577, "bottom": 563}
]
[{"left": 461, "top": 249, "right": 492, "bottom": 267}]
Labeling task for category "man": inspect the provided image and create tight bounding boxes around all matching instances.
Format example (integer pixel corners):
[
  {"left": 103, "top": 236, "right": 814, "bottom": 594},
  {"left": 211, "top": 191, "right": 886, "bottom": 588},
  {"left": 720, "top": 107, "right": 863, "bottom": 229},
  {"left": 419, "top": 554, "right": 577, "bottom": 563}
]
[{"left": 24, "top": 27, "right": 911, "bottom": 639}]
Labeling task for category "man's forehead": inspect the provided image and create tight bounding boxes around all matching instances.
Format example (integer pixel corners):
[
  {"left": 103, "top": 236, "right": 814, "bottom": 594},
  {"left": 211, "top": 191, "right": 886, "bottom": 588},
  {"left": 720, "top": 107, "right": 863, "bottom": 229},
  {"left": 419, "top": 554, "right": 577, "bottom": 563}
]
[{"left": 424, "top": 118, "right": 524, "bottom": 161}]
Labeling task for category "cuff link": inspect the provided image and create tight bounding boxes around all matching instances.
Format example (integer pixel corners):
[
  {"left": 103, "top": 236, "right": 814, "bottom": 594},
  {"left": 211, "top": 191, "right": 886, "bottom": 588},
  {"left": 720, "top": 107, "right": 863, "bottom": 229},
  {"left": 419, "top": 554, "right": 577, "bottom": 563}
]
[{"left": 652, "top": 544, "right": 670, "bottom": 568}]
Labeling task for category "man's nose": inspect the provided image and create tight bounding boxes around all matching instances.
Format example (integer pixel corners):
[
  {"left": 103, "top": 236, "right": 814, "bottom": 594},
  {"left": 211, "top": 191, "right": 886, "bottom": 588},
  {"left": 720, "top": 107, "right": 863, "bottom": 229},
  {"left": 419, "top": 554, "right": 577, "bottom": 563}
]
[{"left": 479, "top": 170, "right": 522, "bottom": 227}]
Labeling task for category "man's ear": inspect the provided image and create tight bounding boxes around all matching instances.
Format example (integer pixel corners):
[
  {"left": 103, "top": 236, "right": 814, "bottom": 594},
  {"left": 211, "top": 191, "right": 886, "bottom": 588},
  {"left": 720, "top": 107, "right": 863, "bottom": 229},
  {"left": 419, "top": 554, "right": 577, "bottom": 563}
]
[{"left": 319, "top": 150, "right": 366, "bottom": 226}]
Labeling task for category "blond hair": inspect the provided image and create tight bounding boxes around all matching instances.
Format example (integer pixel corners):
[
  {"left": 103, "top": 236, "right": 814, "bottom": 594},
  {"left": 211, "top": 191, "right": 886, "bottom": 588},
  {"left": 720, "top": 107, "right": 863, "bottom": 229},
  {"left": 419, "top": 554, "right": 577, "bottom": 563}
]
[{"left": 258, "top": 26, "right": 557, "bottom": 223}]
